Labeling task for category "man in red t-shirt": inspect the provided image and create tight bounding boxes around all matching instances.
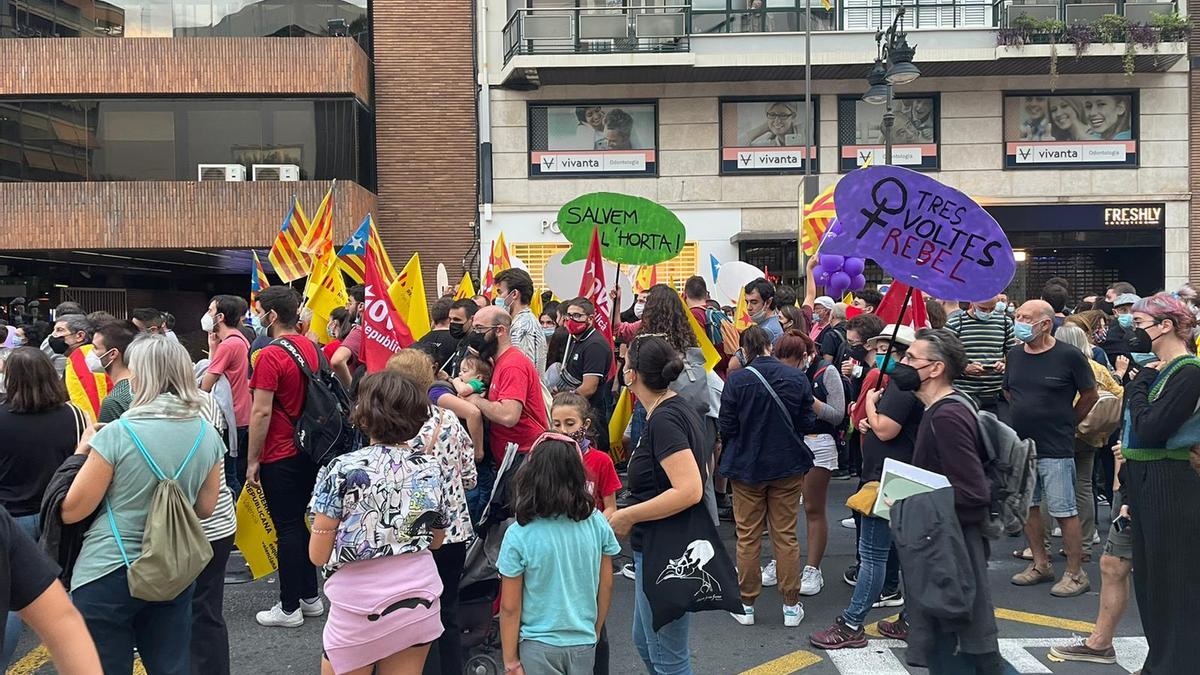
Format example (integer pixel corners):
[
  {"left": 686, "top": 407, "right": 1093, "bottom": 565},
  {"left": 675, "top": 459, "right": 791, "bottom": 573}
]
[
  {"left": 467, "top": 306, "right": 548, "bottom": 463},
  {"left": 329, "top": 285, "right": 365, "bottom": 389},
  {"left": 201, "top": 294, "right": 252, "bottom": 493},
  {"left": 246, "top": 286, "right": 323, "bottom": 629}
]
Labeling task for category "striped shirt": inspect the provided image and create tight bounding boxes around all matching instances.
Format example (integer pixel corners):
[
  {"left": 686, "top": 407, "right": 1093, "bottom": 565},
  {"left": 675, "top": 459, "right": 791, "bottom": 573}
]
[
  {"left": 947, "top": 310, "right": 1016, "bottom": 396},
  {"left": 198, "top": 391, "right": 238, "bottom": 542}
]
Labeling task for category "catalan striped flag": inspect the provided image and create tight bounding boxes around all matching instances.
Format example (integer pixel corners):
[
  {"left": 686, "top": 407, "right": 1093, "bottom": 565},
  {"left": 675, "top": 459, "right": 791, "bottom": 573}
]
[
  {"left": 801, "top": 182, "right": 837, "bottom": 256},
  {"left": 267, "top": 196, "right": 313, "bottom": 283},
  {"left": 337, "top": 214, "right": 396, "bottom": 285},
  {"left": 300, "top": 181, "right": 336, "bottom": 257},
  {"left": 251, "top": 251, "right": 270, "bottom": 305}
]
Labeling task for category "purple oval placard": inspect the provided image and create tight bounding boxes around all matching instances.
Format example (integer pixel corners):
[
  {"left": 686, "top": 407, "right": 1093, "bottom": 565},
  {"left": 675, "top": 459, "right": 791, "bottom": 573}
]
[{"left": 823, "top": 166, "right": 1015, "bottom": 302}]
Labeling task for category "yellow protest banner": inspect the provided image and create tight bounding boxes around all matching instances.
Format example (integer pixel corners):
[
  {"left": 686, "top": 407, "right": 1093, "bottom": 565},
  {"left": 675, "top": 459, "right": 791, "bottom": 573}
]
[{"left": 235, "top": 484, "right": 279, "bottom": 580}]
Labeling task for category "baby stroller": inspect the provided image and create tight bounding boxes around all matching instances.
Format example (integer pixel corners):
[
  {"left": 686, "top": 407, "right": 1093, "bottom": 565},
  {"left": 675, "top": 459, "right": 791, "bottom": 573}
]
[{"left": 459, "top": 443, "right": 525, "bottom": 675}]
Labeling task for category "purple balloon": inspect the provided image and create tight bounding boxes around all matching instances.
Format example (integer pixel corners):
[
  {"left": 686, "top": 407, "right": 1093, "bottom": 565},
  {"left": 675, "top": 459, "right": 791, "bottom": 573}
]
[
  {"left": 824, "top": 166, "right": 1016, "bottom": 302},
  {"left": 843, "top": 257, "right": 865, "bottom": 277},
  {"left": 821, "top": 254, "right": 845, "bottom": 271},
  {"left": 850, "top": 273, "right": 867, "bottom": 291},
  {"left": 829, "top": 271, "right": 852, "bottom": 294},
  {"left": 815, "top": 268, "right": 832, "bottom": 285}
]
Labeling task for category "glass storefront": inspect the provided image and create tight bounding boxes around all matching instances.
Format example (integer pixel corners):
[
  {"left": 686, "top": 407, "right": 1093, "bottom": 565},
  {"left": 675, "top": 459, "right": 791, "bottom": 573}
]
[
  {"left": 0, "top": 98, "right": 367, "bottom": 183},
  {"left": 1, "top": 0, "right": 367, "bottom": 38}
]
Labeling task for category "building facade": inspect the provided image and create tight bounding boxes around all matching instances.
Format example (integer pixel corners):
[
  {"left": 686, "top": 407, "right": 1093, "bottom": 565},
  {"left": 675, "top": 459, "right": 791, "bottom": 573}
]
[{"left": 480, "top": 0, "right": 1192, "bottom": 303}]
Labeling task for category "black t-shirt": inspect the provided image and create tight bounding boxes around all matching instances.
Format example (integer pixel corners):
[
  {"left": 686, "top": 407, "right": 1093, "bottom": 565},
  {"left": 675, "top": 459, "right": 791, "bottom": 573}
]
[
  {"left": 860, "top": 380, "right": 923, "bottom": 483},
  {"left": 627, "top": 396, "right": 705, "bottom": 551},
  {"left": 0, "top": 405, "right": 77, "bottom": 517},
  {"left": 562, "top": 329, "right": 613, "bottom": 413},
  {"left": 0, "top": 505, "right": 60, "bottom": 638},
  {"left": 1004, "top": 340, "right": 1096, "bottom": 459},
  {"left": 414, "top": 328, "right": 459, "bottom": 372}
]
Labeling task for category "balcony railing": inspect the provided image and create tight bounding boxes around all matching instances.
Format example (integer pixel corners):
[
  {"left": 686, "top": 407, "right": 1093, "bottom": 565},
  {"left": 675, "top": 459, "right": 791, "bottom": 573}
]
[
  {"left": 995, "top": 0, "right": 1177, "bottom": 27},
  {"left": 503, "top": 4, "right": 691, "bottom": 61}
]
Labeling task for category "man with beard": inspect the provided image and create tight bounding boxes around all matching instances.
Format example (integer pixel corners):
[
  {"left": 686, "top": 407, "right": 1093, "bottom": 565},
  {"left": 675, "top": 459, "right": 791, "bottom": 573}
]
[
  {"left": 466, "top": 307, "right": 548, "bottom": 464},
  {"left": 445, "top": 299, "right": 479, "bottom": 377}
]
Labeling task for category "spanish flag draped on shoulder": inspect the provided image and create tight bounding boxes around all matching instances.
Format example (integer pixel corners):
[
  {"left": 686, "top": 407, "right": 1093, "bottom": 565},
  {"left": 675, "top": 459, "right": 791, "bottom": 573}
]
[{"left": 363, "top": 246, "right": 414, "bottom": 372}]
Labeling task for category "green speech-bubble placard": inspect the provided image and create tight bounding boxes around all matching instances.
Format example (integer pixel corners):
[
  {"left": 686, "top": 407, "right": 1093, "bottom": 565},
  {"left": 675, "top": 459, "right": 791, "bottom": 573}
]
[{"left": 558, "top": 192, "right": 685, "bottom": 265}]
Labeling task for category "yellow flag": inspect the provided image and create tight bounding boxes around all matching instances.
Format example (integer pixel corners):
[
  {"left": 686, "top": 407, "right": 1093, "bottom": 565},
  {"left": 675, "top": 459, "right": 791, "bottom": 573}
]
[
  {"left": 453, "top": 271, "right": 475, "bottom": 301},
  {"left": 389, "top": 253, "right": 431, "bottom": 341},
  {"left": 734, "top": 287, "right": 754, "bottom": 331},
  {"left": 608, "top": 387, "right": 634, "bottom": 462},
  {"left": 530, "top": 289, "right": 544, "bottom": 320},
  {"left": 843, "top": 292, "right": 855, "bottom": 305},
  {"left": 303, "top": 247, "right": 348, "bottom": 344},
  {"left": 821, "top": 0, "right": 832, "bottom": 10},
  {"left": 679, "top": 294, "right": 720, "bottom": 372}
]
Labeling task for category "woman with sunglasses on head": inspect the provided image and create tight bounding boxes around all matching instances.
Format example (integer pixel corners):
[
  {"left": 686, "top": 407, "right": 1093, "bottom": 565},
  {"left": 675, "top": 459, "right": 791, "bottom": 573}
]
[
  {"left": 607, "top": 335, "right": 705, "bottom": 675},
  {"left": 1112, "top": 293, "right": 1200, "bottom": 673},
  {"left": 498, "top": 434, "right": 620, "bottom": 675}
]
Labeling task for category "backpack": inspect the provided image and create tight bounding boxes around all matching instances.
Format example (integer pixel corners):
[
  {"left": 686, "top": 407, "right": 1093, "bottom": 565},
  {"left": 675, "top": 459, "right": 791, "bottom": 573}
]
[
  {"left": 703, "top": 307, "right": 730, "bottom": 348},
  {"left": 670, "top": 347, "right": 711, "bottom": 418},
  {"left": 820, "top": 324, "right": 849, "bottom": 371},
  {"left": 269, "top": 337, "right": 355, "bottom": 466},
  {"left": 106, "top": 419, "right": 214, "bottom": 602},
  {"left": 1076, "top": 389, "right": 1122, "bottom": 448},
  {"left": 946, "top": 393, "right": 1037, "bottom": 539}
]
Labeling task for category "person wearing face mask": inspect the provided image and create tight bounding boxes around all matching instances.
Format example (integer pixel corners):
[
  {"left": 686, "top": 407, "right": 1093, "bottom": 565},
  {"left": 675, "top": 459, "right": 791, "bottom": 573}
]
[
  {"left": 1111, "top": 293, "right": 1156, "bottom": 370},
  {"left": 946, "top": 295, "right": 1016, "bottom": 422},
  {"left": 556, "top": 298, "right": 614, "bottom": 454},
  {"left": 199, "top": 295, "right": 252, "bottom": 487},
  {"left": 1005, "top": 300, "right": 1098, "bottom": 598},
  {"left": 1103, "top": 292, "right": 1200, "bottom": 674},
  {"left": 466, "top": 307, "right": 549, "bottom": 464},
  {"left": 413, "top": 298, "right": 460, "bottom": 373},
  {"left": 94, "top": 321, "right": 137, "bottom": 423},
  {"left": 320, "top": 307, "right": 352, "bottom": 363},
  {"left": 893, "top": 329, "right": 1007, "bottom": 673},
  {"left": 445, "top": 299, "right": 479, "bottom": 378},
  {"left": 718, "top": 326, "right": 815, "bottom": 628},
  {"left": 493, "top": 268, "right": 547, "bottom": 377},
  {"left": 49, "top": 314, "right": 109, "bottom": 422}
]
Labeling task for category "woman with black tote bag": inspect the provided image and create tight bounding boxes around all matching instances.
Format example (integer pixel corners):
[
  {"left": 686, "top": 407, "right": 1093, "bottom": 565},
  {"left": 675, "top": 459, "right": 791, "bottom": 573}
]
[{"left": 607, "top": 335, "right": 742, "bottom": 675}]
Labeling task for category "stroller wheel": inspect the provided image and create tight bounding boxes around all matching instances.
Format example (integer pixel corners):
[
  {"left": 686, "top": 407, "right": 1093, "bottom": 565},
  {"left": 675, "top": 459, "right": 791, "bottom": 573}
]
[{"left": 463, "top": 653, "right": 501, "bottom": 675}]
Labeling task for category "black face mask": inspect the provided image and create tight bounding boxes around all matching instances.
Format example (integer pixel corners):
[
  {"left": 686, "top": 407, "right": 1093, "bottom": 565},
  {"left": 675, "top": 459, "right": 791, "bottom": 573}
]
[
  {"left": 449, "top": 323, "right": 467, "bottom": 340},
  {"left": 1127, "top": 326, "right": 1158, "bottom": 354},
  {"left": 848, "top": 344, "right": 869, "bottom": 363},
  {"left": 48, "top": 335, "right": 69, "bottom": 355},
  {"left": 467, "top": 330, "right": 499, "bottom": 361},
  {"left": 890, "top": 362, "right": 925, "bottom": 391}
]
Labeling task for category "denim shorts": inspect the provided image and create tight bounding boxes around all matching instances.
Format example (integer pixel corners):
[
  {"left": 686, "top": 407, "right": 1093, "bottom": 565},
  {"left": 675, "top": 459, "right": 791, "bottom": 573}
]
[{"left": 1032, "top": 457, "right": 1078, "bottom": 518}]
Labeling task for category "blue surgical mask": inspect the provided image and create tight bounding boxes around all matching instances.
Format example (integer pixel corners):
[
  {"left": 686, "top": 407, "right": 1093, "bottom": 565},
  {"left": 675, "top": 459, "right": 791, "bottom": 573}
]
[
  {"left": 1117, "top": 313, "right": 1134, "bottom": 328},
  {"left": 493, "top": 296, "right": 507, "bottom": 310},
  {"left": 875, "top": 354, "right": 897, "bottom": 374},
  {"left": 995, "top": 301, "right": 1008, "bottom": 314},
  {"left": 973, "top": 310, "right": 994, "bottom": 322},
  {"left": 1014, "top": 321, "right": 1037, "bottom": 343},
  {"left": 542, "top": 326, "right": 556, "bottom": 339}
]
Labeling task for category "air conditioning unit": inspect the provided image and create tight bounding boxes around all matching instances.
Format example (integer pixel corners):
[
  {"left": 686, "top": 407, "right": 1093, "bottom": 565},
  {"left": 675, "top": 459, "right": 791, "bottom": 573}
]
[
  {"left": 197, "top": 164, "right": 246, "bottom": 181},
  {"left": 252, "top": 164, "right": 301, "bottom": 182}
]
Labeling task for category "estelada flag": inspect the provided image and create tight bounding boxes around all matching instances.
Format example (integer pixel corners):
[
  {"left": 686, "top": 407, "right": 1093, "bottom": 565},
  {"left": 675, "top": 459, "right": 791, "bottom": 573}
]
[
  {"left": 874, "top": 280, "right": 930, "bottom": 329},
  {"left": 251, "top": 251, "right": 270, "bottom": 305},
  {"left": 734, "top": 287, "right": 754, "bottom": 331},
  {"left": 453, "top": 271, "right": 475, "bottom": 301},
  {"left": 362, "top": 246, "right": 413, "bottom": 373},
  {"left": 337, "top": 214, "right": 396, "bottom": 285},
  {"left": 801, "top": 183, "right": 836, "bottom": 256},
  {"left": 299, "top": 181, "right": 336, "bottom": 257},
  {"left": 268, "top": 196, "right": 313, "bottom": 283},
  {"left": 579, "top": 227, "right": 615, "bottom": 376}
]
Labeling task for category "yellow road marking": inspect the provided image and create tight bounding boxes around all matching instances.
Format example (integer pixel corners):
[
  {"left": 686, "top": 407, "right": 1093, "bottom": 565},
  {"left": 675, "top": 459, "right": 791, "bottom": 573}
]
[
  {"left": 994, "top": 607, "right": 1095, "bottom": 634},
  {"left": 739, "top": 649, "right": 823, "bottom": 675},
  {"left": 6, "top": 645, "right": 50, "bottom": 675},
  {"left": 863, "top": 613, "right": 899, "bottom": 638}
]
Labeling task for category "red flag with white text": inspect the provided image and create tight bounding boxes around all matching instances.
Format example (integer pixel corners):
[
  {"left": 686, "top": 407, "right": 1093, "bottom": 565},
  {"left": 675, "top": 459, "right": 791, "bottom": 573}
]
[
  {"left": 579, "top": 227, "right": 615, "bottom": 376},
  {"left": 362, "top": 246, "right": 414, "bottom": 372}
]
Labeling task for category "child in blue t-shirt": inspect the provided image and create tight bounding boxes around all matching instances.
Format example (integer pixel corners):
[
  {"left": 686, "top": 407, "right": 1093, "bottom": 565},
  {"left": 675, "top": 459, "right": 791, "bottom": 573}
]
[{"left": 498, "top": 434, "right": 621, "bottom": 675}]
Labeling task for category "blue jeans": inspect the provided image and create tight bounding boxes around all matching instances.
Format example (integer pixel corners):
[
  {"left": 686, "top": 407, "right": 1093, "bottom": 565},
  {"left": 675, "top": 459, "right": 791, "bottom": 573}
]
[
  {"left": 2, "top": 514, "right": 39, "bottom": 668},
  {"left": 73, "top": 568, "right": 195, "bottom": 675},
  {"left": 630, "top": 401, "right": 647, "bottom": 451},
  {"left": 842, "top": 515, "right": 899, "bottom": 628},
  {"left": 466, "top": 458, "right": 497, "bottom": 525},
  {"left": 632, "top": 551, "right": 692, "bottom": 675}
]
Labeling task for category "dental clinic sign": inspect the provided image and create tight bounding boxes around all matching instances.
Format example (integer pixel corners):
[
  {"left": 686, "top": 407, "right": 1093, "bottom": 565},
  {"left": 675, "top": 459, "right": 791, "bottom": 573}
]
[{"left": 1003, "top": 91, "right": 1138, "bottom": 169}]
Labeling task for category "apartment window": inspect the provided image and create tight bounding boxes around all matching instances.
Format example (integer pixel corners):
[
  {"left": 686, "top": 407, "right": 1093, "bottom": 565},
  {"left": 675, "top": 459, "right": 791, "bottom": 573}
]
[
  {"left": 837, "top": 94, "right": 939, "bottom": 172},
  {"left": 528, "top": 101, "right": 658, "bottom": 177},
  {"left": 842, "top": 0, "right": 991, "bottom": 30},
  {"left": 0, "top": 98, "right": 364, "bottom": 183},
  {"left": 691, "top": 0, "right": 835, "bottom": 33},
  {"left": 1003, "top": 91, "right": 1139, "bottom": 169},
  {"left": 3, "top": 0, "right": 368, "bottom": 38}
]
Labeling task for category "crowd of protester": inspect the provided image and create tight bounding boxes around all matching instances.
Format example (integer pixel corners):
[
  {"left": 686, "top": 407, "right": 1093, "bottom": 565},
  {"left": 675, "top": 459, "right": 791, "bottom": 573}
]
[{"left": 0, "top": 263, "right": 1195, "bottom": 675}]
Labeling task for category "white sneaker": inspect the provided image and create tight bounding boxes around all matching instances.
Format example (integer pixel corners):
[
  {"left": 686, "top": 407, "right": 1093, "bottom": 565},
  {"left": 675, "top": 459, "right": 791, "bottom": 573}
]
[
  {"left": 255, "top": 603, "right": 304, "bottom": 628},
  {"left": 1092, "top": 532, "right": 1101, "bottom": 544},
  {"left": 731, "top": 604, "right": 755, "bottom": 625},
  {"left": 1052, "top": 526, "right": 1063, "bottom": 538},
  {"left": 300, "top": 597, "right": 325, "bottom": 617},
  {"left": 840, "top": 517, "right": 856, "bottom": 529},
  {"left": 783, "top": 602, "right": 805, "bottom": 627},
  {"left": 620, "top": 563, "right": 636, "bottom": 580},
  {"left": 761, "top": 560, "right": 778, "bottom": 587},
  {"left": 800, "top": 566, "right": 824, "bottom": 596}
]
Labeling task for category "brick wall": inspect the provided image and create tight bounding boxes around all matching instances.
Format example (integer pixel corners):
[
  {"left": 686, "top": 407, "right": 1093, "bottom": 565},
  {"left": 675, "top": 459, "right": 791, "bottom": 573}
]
[
  {"left": 0, "top": 38, "right": 372, "bottom": 103},
  {"left": 373, "top": 0, "right": 479, "bottom": 296},
  {"left": 1, "top": 181, "right": 376, "bottom": 249}
]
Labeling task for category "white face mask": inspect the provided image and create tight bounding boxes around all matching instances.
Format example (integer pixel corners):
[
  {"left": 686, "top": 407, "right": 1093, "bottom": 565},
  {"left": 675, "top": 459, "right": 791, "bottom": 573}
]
[
  {"left": 200, "top": 312, "right": 216, "bottom": 333},
  {"left": 85, "top": 350, "right": 107, "bottom": 374},
  {"left": 633, "top": 302, "right": 645, "bottom": 319}
]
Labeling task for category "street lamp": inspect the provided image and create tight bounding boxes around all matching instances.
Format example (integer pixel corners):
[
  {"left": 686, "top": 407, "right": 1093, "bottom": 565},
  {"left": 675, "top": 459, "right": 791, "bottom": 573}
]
[{"left": 863, "top": 6, "right": 920, "bottom": 165}]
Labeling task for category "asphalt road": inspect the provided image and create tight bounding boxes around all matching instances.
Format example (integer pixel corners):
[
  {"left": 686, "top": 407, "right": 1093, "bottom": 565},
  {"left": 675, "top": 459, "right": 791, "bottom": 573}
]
[{"left": 9, "top": 479, "right": 1145, "bottom": 674}]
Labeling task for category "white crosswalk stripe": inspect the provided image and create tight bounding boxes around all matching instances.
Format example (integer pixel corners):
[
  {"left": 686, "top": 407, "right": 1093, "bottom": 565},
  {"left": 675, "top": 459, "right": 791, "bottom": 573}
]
[{"left": 821, "top": 637, "right": 1148, "bottom": 673}]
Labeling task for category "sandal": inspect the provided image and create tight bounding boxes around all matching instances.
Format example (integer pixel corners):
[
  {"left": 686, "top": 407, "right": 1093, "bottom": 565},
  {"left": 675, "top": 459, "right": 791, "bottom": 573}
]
[{"left": 1012, "top": 548, "right": 1033, "bottom": 561}]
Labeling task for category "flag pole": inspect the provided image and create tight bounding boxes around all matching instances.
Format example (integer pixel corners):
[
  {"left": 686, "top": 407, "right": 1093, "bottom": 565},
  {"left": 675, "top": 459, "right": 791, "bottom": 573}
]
[
  {"left": 873, "top": 284, "right": 914, "bottom": 392},
  {"left": 799, "top": 0, "right": 814, "bottom": 287}
]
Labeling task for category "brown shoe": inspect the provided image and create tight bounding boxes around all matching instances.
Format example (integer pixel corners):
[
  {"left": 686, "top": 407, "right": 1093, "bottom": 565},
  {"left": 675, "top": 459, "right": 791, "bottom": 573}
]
[
  {"left": 1011, "top": 563, "right": 1055, "bottom": 586},
  {"left": 1049, "top": 638, "right": 1116, "bottom": 664},
  {"left": 1051, "top": 571, "right": 1091, "bottom": 597}
]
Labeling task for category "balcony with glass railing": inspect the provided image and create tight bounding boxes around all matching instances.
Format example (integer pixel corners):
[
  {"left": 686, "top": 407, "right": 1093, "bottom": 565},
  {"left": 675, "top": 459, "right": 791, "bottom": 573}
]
[{"left": 994, "top": 0, "right": 1177, "bottom": 27}]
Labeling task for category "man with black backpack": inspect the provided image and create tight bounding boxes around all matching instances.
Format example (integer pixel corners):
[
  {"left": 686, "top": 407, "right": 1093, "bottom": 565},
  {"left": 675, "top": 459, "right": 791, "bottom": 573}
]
[{"left": 246, "top": 286, "right": 326, "bottom": 629}]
